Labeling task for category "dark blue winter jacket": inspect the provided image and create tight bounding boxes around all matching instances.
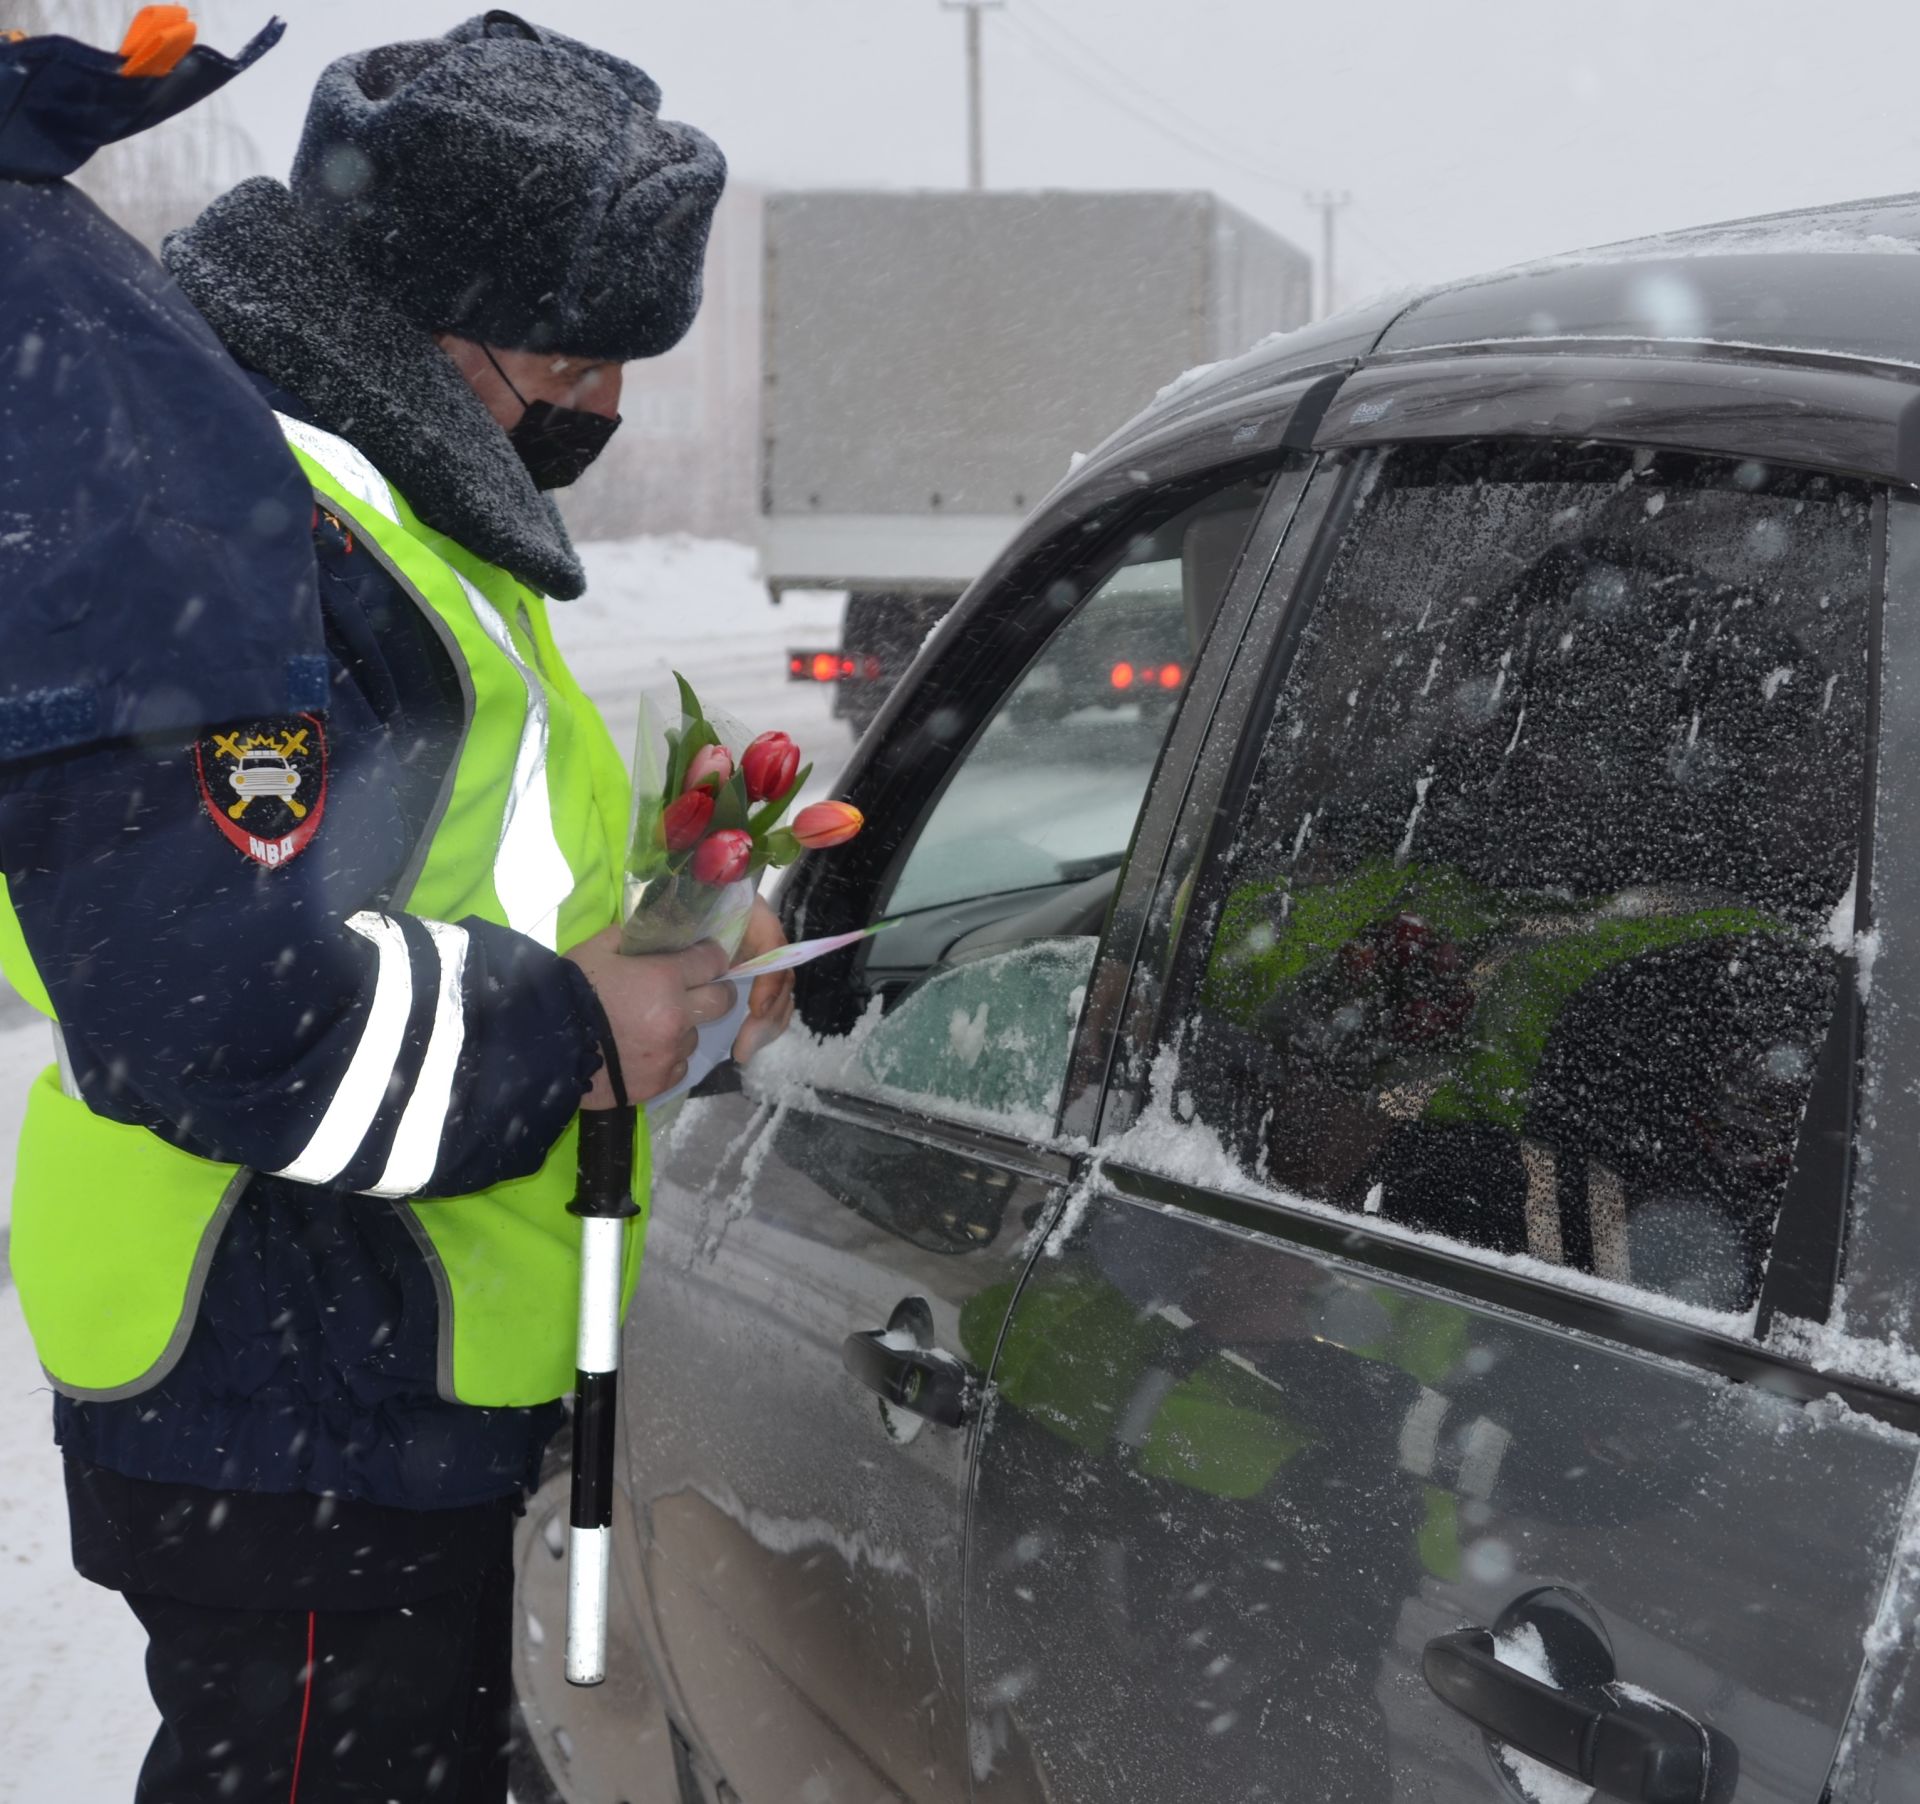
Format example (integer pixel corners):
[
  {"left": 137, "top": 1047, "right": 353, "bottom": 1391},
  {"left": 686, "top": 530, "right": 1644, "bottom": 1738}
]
[{"left": 0, "top": 20, "right": 325, "bottom": 758}]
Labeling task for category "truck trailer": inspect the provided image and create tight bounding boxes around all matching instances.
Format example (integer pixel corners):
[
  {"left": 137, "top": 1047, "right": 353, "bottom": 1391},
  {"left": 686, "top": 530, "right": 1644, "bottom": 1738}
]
[{"left": 761, "top": 188, "right": 1313, "bottom": 731}]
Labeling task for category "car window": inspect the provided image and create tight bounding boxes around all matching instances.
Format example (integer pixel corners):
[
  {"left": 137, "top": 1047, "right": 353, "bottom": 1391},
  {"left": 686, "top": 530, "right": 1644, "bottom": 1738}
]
[
  {"left": 1174, "top": 441, "right": 1872, "bottom": 1318},
  {"left": 848, "top": 938, "right": 1100, "bottom": 1139},
  {"left": 854, "top": 474, "right": 1274, "bottom": 1134}
]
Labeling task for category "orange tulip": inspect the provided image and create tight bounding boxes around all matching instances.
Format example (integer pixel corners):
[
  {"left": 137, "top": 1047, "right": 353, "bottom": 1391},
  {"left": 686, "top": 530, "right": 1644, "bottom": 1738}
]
[
  {"left": 792, "top": 801, "right": 863, "bottom": 850},
  {"left": 119, "top": 5, "right": 196, "bottom": 77}
]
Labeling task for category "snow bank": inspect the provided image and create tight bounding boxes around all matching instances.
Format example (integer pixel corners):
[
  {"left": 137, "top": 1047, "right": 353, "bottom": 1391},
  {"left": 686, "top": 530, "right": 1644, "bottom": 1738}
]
[
  {"left": 569, "top": 535, "right": 842, "bottom": 647},
  {"left": 0, "top": 1291, "right": 156, "bottom": 1790}
]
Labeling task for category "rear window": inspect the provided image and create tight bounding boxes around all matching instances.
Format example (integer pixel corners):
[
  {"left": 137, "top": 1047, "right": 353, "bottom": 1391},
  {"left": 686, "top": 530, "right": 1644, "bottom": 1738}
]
[{"left": 1175, "top": 441, "right": 1872, "bottom": 1320}]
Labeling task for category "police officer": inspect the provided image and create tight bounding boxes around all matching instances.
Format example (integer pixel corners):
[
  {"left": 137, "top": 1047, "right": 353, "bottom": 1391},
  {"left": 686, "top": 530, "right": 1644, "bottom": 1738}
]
[{"left": 0, "top": 14, "right": 787, "bottom": 1800}]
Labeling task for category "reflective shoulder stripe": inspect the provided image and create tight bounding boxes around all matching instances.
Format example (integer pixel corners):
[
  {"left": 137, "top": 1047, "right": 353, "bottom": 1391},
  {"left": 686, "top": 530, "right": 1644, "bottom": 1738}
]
[
  {"left": 453, "top": 572, "right": 574, "bottom": 950},
  {"left": 367, "top": 919, "right": 469, "bottom": 1199},
  {"left": 273, "top": 412, "right": 399, "bottom": 524},
  {"left": 272, "top": 911, "right": 413, "bottom": 1187}
]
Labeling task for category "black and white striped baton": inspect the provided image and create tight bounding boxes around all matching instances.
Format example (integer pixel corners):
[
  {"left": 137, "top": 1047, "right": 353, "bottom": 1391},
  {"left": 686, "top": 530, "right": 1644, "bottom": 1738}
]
[{"left": 564, "top": 1055, "right": 639, "bottom": 1687}]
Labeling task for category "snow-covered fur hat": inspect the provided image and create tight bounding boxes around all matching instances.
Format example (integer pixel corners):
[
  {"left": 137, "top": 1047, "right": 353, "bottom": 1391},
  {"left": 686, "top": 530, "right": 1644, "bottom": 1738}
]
[{"left": 289, "top": 10, "right": 726, "bottom": 361}]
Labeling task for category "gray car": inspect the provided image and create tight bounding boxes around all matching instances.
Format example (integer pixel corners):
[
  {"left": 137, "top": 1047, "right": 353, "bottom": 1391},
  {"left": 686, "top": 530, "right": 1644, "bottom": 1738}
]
[{"left": 512, "top": 194, "right": 1920, "bottom": 1804}]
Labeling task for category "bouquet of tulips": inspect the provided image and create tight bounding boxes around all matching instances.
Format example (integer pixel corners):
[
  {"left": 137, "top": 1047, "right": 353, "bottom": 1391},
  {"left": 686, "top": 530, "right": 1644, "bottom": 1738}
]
[{"left": 620, "top": 673, "right": 864, "bottom": 958}]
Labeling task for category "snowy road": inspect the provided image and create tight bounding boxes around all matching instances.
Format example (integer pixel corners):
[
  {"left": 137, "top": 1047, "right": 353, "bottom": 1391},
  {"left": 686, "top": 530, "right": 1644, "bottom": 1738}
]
[{"left": 0, "top": 536, "right": 855, "bottom": 1801}]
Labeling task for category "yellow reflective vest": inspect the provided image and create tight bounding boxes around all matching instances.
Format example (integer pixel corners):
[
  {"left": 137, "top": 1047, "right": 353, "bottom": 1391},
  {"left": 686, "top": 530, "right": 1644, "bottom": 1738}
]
[{"left": 0, "top": 416, "right": 645, "bottom": 1405}]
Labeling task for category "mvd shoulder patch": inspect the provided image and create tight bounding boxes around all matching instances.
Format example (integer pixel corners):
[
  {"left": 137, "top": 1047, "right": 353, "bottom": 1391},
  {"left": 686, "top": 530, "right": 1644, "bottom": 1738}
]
[{"left": 193, "top": 715, "right": 329, "bottom": 870}]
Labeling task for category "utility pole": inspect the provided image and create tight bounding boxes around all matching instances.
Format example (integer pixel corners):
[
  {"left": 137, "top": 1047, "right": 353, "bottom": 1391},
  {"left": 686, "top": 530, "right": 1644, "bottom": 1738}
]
[
  {"left": 1306, "top": 190, "right": 1352, "bottom": 319},
  {"left": 941, "top": 0, "right": 1004, "bottom": 191}
]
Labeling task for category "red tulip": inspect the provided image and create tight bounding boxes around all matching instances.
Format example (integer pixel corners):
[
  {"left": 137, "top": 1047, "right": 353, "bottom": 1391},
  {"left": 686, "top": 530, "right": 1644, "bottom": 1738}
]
[
  {"left": 684, "top": 743, "right": 733, "bottom": 792},
  {"left": 792, "top": 801, "right": 864, "bottom": 849},
  {"left": 741, "top": 731, "right": 801, "bottom": 802},
  {"left": 661, "top": 788, "right": 714, "bottom": 853},
  {"left": 690, "top": 829, "right": 752, "bottom": 886}
]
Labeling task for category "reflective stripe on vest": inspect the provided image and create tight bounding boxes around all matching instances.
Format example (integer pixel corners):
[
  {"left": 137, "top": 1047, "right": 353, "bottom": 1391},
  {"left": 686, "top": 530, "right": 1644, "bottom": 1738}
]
[
  {"left": 0, "top": 418, "right": 642, "bottom": 1405},
  {"left": 275, "top": 411, "right": 397, "bottom": 524},
  {"left": 280, "top": 415, "right": 576, "bottom": 947},
  {"left": 452, "top": 573, "right": 574, "bottom": 950}
]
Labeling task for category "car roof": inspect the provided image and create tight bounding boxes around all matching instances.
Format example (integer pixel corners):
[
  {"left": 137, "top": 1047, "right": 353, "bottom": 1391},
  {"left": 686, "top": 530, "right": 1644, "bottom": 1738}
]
[{"left": 1125, "top": 190, "right": 1920, "bottom": 448}]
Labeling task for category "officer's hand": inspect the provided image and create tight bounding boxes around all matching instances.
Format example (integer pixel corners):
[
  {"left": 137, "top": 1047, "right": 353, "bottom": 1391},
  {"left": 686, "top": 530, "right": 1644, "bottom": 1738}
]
[
  {"left": 732, "top": 896, "right": 795, "bottom": 1067},
  {"left": 564, "top": 926, "right": 735, "bottom": 1106}
]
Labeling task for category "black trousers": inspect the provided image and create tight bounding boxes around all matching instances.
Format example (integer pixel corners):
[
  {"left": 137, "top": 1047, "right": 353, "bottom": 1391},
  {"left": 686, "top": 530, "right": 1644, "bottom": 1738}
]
[{"left": 65, "top": 1460, "right": 517, "bottom": 1804}]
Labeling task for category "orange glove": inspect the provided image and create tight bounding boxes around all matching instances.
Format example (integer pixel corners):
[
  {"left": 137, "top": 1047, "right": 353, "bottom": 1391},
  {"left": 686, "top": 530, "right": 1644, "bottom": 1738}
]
[{"left": 118, "top": 5, "right": 196, "bottom": 78}]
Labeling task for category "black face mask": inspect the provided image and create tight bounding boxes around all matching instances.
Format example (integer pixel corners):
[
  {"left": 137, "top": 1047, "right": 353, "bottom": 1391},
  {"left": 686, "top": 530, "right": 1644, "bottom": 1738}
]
[
  {"left": 509, "top": 399, "right": 622, "bottom": 490},
  {"left": 483, "top": 346, "right": 622, "bottom": 490}
]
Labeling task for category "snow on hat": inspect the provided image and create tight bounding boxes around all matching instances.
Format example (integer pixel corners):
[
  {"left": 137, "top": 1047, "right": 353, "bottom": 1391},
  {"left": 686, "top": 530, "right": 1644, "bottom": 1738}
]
[{"left": 288, "top": 9, "right": 725, "bottom": 362}]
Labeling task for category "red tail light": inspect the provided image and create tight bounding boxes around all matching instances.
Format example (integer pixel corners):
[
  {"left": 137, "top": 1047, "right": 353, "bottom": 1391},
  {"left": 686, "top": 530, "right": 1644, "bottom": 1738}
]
[
  {"left": 1159, "top": 663, "right": 1184, "bottom": 689},
  {"left": 788, "top": 649, "right": 885, "bottom": 684},
  {"left": 1110, "top": 661, "right": 1135, "bottom": 690}
]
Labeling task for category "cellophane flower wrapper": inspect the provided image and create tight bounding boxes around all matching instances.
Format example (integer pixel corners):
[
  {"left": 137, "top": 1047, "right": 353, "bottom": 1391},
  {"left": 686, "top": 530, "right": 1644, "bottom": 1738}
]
[{"left": 620, "top": 688, "right": 757, "bottom": 959}]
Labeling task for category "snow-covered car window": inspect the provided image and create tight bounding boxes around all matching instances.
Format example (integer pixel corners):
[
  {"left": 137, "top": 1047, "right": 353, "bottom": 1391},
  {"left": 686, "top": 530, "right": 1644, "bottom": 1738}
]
[
  {"left": 859, "top": 475, "right": 1272, "bottom": 1135},
  {"left": 1179, "top": 442, "right": 1872, "bottom": 1318},
  {"left": 848, "top": 939, "right": 1099, "bottom": 1140}
]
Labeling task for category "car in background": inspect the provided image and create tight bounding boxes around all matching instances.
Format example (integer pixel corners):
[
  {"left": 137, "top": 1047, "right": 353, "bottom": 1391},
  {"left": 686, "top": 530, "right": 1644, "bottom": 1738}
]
[{"left": 512, "top": 193, "right": 1920, "bottom": 1804}]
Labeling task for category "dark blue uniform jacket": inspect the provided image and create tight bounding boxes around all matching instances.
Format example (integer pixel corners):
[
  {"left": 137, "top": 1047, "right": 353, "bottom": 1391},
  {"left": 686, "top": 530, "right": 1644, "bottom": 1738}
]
[{"left": 0, "top": 22, "right": 326, "bottom": 758}]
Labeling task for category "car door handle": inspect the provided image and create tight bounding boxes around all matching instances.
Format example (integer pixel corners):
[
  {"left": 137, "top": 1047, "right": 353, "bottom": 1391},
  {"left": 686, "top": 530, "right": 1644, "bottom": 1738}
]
[
  {"left": 1424, "top": 1628, "right": 1719, "bottom": 1804},
  {"left": 841, "top": 1329, "right": 978, "bottom": 1429}
]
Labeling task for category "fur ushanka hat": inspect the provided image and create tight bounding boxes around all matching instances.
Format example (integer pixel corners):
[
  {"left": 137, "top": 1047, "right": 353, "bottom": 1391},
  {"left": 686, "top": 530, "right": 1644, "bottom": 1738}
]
[{"left": 288, "top": 9, "right": 726, "bottom": 361}]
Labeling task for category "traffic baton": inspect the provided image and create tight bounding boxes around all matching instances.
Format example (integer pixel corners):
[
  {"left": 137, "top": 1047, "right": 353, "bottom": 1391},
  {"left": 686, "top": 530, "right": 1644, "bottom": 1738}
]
[{"left": 564, "top": 1093, "right": 640, "bottom": 1686}]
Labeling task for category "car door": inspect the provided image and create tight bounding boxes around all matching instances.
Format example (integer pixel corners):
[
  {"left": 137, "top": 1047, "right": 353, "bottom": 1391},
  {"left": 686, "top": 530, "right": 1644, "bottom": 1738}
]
[
  {"left": 623, "top": 452, "right": 1312, "bottom": 1803},
  {"left": 967, "top": 435, "right": 1920, "bottom": 1804}
]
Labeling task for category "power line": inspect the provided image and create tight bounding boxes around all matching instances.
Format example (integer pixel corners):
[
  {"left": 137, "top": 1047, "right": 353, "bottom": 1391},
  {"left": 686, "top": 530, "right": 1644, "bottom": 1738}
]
[
  {"left": 1346, "top": 215, "right": 1422, "bottom": 286},
  {"left": 1015, "top": 0, "right": 1305, "bottom": 193},
  {"left": 997, "top": 8, "right": 1302, "bottom": 195},
  {"left": 994, "top": 8, "right": 1417, "bottom": 307}
]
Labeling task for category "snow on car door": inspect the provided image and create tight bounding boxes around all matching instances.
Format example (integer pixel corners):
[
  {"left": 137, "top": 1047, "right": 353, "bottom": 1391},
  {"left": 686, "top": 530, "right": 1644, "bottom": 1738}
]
[
  {"left": 966, "top": 443, "right": 1920, "bottom": 1804},
  {"left": 623, "top": 473, "right": 1281, "bottom": 1802}
]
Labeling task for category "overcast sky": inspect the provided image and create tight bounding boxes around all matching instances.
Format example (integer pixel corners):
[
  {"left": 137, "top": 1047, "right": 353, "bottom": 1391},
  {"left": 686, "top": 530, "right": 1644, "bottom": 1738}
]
[{"left": 182, "top": 0, "right": 1920, "bottom": 307}]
